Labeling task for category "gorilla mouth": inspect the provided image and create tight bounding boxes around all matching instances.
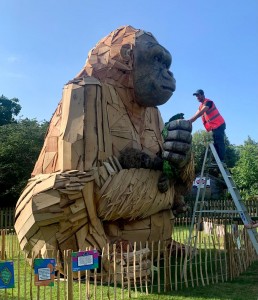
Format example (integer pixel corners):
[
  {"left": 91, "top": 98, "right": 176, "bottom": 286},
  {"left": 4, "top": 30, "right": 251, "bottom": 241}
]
[{"left": 161, "top": 85, "right": 175, "bottom": 92}]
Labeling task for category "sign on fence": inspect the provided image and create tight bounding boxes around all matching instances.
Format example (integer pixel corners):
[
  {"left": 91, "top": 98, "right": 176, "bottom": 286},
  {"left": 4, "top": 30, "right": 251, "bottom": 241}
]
[
  {"left": 193, "top": 177, "right": 211, "bottom": 188},
  {"left": 0, "top": 261, "right": 14, "bottom": 289},
  {"left": 72, "top": 250, "right": 99, "bottom": 272},
  {"left": 34, "top": 258, "right": 56, "bottom": 286}
]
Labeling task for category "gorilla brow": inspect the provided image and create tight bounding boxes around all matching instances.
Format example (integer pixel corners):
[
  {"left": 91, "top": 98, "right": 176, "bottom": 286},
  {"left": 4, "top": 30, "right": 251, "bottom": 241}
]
[{"left": 146, "top": 42, "right": 169, "bottom": 54}]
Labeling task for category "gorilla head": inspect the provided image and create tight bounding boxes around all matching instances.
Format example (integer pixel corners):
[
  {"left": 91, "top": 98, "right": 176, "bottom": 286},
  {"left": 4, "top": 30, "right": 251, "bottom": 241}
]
[
  {"left": 133, "top": 33, "right": 175, "bottom": 106},
  {"left": 76, "top": 26, "right": 176, "bottom": 107}
]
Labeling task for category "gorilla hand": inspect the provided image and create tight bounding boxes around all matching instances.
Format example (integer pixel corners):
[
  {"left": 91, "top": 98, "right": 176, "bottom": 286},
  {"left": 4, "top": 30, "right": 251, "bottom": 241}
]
[
  {"left": 158, "top": 173, "right": 169, "bottom": 193},
  {"left": 162, "top": 119, "right": 192, "bottom": 168}
]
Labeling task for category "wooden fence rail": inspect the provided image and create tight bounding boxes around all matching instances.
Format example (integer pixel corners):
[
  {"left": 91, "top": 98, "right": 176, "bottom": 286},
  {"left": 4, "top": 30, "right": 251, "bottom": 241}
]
[
  {"left": 1, "top": 199, "right": 258, "bottom": 229},
  {"left": 0, "top": 207, "right": 15, "bottom": 229}
]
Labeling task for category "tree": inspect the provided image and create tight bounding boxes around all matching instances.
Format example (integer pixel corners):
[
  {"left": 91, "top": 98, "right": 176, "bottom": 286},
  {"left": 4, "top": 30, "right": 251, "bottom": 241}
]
[
  {"left": 224, "top": 135, "right": 239, "bottom": 168},
  {"left": 0, "top": 119, "right": 48, "bottom": 207},
  {"left": 192, "top": 130, "right": 239, "bottom": 173},
  {"left": 232, "top": 137, "right": 258, "bottom": 199},
  {"left": 0, "top": 95, "right": 21, "bottom": 126},
  {"left": 192, "top": 130, "right": 212, "bottom": 174}
]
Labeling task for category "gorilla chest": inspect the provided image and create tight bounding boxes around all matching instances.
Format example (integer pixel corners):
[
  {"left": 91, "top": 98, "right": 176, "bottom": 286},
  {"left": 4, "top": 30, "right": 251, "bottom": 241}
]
[{"left": 106, "top": 89, "right": 163, "bottom": 158}]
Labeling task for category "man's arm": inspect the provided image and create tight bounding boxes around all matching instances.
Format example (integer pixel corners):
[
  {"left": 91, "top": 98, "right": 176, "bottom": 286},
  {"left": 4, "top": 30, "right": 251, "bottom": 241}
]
[{"left": 189, "top": 105, "right": 209, "bottom": 123}]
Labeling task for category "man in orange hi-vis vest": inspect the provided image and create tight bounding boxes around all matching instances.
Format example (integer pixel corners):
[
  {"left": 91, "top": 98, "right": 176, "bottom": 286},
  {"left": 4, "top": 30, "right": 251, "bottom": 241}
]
[{"left": 189, "top": 89, "right": 226, "bottom": 162}]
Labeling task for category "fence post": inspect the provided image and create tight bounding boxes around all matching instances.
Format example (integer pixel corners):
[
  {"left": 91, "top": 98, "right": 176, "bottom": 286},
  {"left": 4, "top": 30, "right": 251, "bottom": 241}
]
[
  {"left": 1, "top": 229, "right": 5, "bottom": 260},
  {"left": 66, "top": 249, "right": 73, "bottom": 300}
]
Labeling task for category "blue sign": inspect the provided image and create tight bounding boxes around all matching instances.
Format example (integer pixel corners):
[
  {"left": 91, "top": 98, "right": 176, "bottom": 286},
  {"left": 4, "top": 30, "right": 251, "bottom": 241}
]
[{"left": 0, "top": 261, "right": 14, "bottom": 289}]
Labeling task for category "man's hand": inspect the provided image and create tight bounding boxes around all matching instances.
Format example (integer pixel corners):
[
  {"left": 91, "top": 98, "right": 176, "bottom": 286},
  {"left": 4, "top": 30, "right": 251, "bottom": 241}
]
[{"left": 162, "top": 119, "right": 192, "bottom": 168}]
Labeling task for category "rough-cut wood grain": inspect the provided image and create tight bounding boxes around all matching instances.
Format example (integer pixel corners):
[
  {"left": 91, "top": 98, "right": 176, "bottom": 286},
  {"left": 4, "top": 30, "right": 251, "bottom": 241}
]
[{"left": 15, "top": 26, "right": 194, "bottom": 279}]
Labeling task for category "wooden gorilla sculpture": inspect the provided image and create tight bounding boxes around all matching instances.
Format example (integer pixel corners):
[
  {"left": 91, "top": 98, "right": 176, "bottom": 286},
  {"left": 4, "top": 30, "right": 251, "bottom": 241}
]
[{"left": 15, "top": 26, "right": 194, "bottom": 264}]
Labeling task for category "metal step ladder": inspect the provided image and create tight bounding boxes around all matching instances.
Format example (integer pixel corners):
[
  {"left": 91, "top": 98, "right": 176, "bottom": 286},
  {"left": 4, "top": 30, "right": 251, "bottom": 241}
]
[{"left": 188, "top": 142, "right": 258, "bottom": 255}]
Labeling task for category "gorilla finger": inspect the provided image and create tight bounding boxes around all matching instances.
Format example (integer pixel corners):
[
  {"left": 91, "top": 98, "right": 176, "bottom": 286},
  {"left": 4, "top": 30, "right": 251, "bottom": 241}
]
[
  {"left": 158, "top": 181, "right": 169, "bottom": 193},
  {"left": 166, "top": 130, "right": 192, "bottom": 143},
  {"left": 168, "top": 119, "right": 192, "bottom": 132},
  {"left": 162, "top": 151, "right": 186, "bottom": 165},
  {"left": 163, "top": 141, "right": 191, "bottom": 153}
]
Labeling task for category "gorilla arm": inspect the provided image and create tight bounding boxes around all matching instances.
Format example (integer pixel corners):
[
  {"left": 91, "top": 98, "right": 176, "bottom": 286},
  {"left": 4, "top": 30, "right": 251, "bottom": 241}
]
[{"left": 15, "top": 79, "right": 112, "bottom": 260}]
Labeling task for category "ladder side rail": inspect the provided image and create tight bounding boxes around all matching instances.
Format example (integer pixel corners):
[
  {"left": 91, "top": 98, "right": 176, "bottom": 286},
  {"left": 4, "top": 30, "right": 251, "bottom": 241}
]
[
  {"left": 209, "top": 143, "right": 258, "bottom": 254},
  {"left": 209, "top": 143, "right": 252, "bottom": 224},
  {"left": 187, "top": 144, "right": 209, "bottom": 247},
  {"left": 193, "top": 172, "right": 209, "bottom": 251}
]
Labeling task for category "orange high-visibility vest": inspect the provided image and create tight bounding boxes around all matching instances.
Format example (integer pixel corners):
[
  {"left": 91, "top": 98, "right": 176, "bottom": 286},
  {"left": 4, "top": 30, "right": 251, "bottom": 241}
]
[{"left": 199, "top": 98, "right": 225, "bottom": 132}]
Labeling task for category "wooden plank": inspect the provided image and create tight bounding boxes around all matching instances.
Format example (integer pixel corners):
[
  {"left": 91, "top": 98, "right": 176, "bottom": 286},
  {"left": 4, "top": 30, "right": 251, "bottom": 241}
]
[
  {"left": 112, "top": 155, "right": 122, "bottom": 171},
  {"left": 76, "top": 224, "right": 89, "bottom": 250},
  {"left": 106, "top": 103, "right": 123, "bottom": 128},
  {"left": 157, "top": 241, "right": 161, "bottom": 293},
  {"left": 59, "top": 235, "right": 78, "bottom": 254},
  {"left": 15, "top": 186, "right": 35, "bottom": 219},
  {"left": 71, "top": 140, "right": 84, "bottom": 171},
  {"left": 174, "top": 242, "right": 178, "bottom": 291},
  {"left": 84, "top": 85, "right": 98, "bottom": 169},
  {"left": 82, "top": 181, "right": 106, "bottom": 248},
  {"left": 123, "top": 219, "right": 150, "bottom": 231},
  {"left": 70, "top": 198, "right": 85, "bottom": 214},
  {"left": 33, "top": 175, "right": 57, "bottom": 195},
  {"left": 41, "top": 235, "right": 58, "bottom": 259},
  {"left": 103, "top": 162, "right": 116, "bottom": 175},
  {"left": 58, "top": 85, "right": 72, "bottom": 170},
  {"left": 63, "top": 86, "right": 84, "bottom": 144},
  {"left": 29, "top": 231, "right": 46, "bottom": 255},
  {"left": 67, "top": 192, "right": 83, "bottom": 201},
  {"left": 121, "top": 229, "right": 150, "bottom": 242},
  {"left": 32, "top": 190, "right": 60, "bottom": 212},
  {"left": 96, "top": 85, "right": 105, "bottom": 159},
  {"left": 15, "top": 201, "right": 33, "bottom": 234},
  {"left": 59, "top": 220, "right": 72, "bottom": 234},
  {"left": 69, "top": 210, "right": 87, "bottom": 223},
  {"left": 34, "top": 212, "right": 65, "bottom": 226},
  {"left": 95, "top": 175, "right": 112, "bottom": 201},
  {"left": 42, "top": 151, "right": 56, "bottom": 172},
  {"left": 102, "top": 85, "right": 113, "bottom": 157},
  {"left": 98, "top": 166, "right": 109, "bottom": 182},
  {"left": 93, "top": 168, "right": 101, "bottom": 187}
]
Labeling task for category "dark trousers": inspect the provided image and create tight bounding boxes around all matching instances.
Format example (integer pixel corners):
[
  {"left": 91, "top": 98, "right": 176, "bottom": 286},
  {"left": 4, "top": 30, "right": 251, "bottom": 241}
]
[{"left": 212, "top": 123, "right": 226, "bottom": 161}]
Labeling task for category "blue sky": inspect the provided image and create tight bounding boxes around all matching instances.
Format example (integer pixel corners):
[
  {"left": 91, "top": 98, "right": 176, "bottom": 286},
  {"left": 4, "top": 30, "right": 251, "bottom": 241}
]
[{"left": 0, "top": 0, "right": 257, "bottom": 145}]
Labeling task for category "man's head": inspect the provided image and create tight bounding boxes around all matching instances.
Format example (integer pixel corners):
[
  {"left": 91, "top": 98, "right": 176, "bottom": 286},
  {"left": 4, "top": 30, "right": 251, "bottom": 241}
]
[
  {"left": 76, "top": 26, "right": 175, "bottom": 107},
  {"left": 193, "top": 89, "right": 205, "bottom": 102}
]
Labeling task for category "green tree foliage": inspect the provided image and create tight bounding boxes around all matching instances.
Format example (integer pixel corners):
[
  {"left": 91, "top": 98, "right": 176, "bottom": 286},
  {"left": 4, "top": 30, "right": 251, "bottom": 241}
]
[
  {"left": 192, "top": 130, "right": 212, "bottom": 174},
  {"left": 0, "top": 95, "right": 21, "bottom": 126},
  {"left": 192, "top": 130, "right": 239, "bottom": 173},
  {"left": 224, "top": 135, "right": 239, "bottom": 168},
  {"left": 232, "top": 137, "right": 258, "bottom": 199},
  {"left": 0, "top": 119, "right": 48, "bottom": 207}
]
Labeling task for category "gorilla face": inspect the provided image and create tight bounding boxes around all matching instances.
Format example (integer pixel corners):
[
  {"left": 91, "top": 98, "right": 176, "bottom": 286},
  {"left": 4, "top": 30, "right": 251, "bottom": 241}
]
[{"left": 133, "top": 34, "right": 176, "bottom": 107}]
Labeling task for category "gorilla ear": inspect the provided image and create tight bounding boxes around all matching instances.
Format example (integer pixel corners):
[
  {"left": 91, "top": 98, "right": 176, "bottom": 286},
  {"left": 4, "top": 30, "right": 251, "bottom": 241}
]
[{"left": 120, "top": 44, "right": 133, "bottom": 62}]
